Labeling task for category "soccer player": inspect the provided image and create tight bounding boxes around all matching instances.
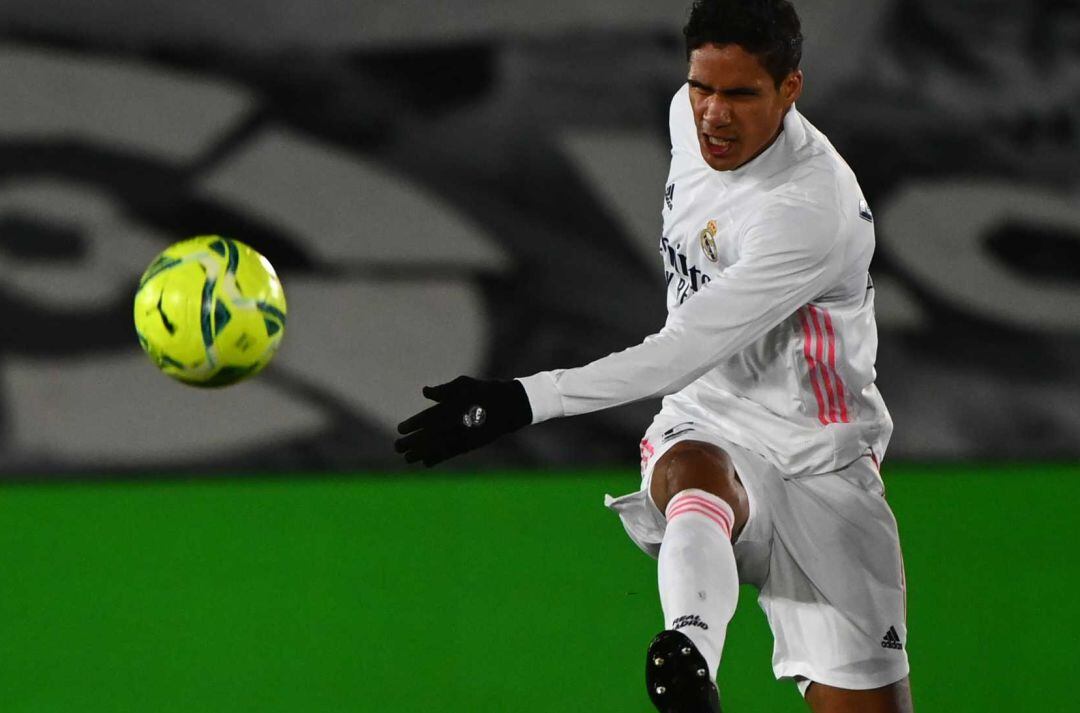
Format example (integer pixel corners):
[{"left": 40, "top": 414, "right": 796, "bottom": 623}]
[{"left": 396, "top": 1, "right": 913, "bottom": 710}]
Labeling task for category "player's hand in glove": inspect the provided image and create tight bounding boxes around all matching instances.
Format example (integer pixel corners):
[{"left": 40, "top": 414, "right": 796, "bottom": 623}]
[{"left": 394, "top": 376, "right": 533, "bottom": 467}]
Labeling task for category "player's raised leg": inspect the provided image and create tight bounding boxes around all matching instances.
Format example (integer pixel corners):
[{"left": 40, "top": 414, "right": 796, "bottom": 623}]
[
  {"left": 805, "top": 677, "right": 914, "bottom": 713},
  {"left": 645, "top": 440, "right": 749, "bottom": 711}
]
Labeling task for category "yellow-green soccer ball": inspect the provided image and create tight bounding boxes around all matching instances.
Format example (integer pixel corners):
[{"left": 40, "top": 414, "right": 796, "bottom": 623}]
[{"left": 134, "top": 236, "right": 287, "bottom": 387}]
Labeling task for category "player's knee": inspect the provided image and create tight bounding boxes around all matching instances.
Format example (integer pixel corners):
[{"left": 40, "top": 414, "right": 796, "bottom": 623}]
[{"left": 650, "top": 441, "right": 748, "bottom": 529}]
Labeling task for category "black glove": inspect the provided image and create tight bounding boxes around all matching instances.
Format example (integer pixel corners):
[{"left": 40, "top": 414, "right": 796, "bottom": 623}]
[{"left": 394, "top": 376, "right": 533, "bottom": 467}]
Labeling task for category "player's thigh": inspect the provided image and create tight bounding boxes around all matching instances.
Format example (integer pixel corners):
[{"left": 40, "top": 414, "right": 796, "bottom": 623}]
[
  {"left": 805, "top": 676, "right": 914, "bottom": 713},
  {"left": 648, "top": 439, "right": 749, "bottom": 534}
]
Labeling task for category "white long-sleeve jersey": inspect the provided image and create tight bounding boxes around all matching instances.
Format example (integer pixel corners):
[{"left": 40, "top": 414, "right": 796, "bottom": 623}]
[{"left": 519, "top": 85, "right": 892, "bottom": 476}]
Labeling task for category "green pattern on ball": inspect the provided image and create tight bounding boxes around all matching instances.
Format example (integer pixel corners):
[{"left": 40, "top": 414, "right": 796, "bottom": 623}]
[{"left": 133, "top": 235, "right": 287, "bottom": 388}]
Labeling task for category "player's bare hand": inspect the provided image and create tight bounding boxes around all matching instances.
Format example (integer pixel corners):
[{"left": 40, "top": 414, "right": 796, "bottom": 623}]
[{"left": 394, "top": 376, "right": 532, "bottom": 467}]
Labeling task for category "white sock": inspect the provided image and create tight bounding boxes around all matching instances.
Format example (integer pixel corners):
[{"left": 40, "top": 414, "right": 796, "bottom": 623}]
[{"left": 657, "top": 488, "right": 739, "bottom": 680}]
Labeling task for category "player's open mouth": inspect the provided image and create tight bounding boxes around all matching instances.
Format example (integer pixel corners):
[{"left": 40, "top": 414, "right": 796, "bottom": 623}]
[{"left": 704, "top": 135, "right": 735, "bottom": 157}]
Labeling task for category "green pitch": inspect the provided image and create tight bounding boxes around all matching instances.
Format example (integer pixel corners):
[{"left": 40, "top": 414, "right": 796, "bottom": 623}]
[{"left": 1, "top": 465, "right": 1076, "bottom": 711}]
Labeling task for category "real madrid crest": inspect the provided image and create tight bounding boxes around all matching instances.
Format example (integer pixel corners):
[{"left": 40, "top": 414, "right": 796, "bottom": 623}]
[{"left": 699, "top": 220, "right": 719, "bottom": 262}]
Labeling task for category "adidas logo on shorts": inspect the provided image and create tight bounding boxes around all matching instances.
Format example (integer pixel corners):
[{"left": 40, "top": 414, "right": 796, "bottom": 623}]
[{"left": 880, "top": 626, "right": 903, "bottom": 650}]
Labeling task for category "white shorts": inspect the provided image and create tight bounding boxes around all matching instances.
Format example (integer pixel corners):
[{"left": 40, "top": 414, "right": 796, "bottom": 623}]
[{"left": 605, "top": 411, "right": 910, "bottom": 693}]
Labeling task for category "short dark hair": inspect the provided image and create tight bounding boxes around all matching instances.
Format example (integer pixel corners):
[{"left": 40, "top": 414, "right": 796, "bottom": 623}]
[{"left": 683, "top": 0, "right": 803, "bottom": 86}]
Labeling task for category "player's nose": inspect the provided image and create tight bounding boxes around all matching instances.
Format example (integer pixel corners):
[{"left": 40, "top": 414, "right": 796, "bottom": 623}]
[{"left": 702, "top": 95, "right": 733, "bottom": 126}]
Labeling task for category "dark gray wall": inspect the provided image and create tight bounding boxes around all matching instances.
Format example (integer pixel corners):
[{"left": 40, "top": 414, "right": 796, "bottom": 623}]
[{"left": 2, "top": 0, "right": 1078, "bottom": 475}]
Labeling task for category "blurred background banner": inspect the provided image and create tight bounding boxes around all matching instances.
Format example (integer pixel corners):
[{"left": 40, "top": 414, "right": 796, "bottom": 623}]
[{"left": 2, "top": 0, "right": 1079, "bottom": 477}]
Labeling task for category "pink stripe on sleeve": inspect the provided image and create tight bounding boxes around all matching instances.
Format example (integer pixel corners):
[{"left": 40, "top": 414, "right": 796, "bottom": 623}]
[
  {"left": 819, "top": 307, "right": 850, "bottom": 423},
  {"left": 809, "top": 306, "right": 839, "bottom": 423},
  {"left": 798, "top": 307, "right": 830, "bottom": 425}
]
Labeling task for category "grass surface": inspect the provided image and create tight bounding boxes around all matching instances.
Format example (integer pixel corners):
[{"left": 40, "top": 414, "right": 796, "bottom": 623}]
[{"left": 1, "top": 464, "right": 1076, "bottom": 711}]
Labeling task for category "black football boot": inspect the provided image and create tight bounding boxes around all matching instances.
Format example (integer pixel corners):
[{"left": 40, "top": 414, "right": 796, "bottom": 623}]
[{"left": 645, "top": 630, "right": 721, "bottom": 713}]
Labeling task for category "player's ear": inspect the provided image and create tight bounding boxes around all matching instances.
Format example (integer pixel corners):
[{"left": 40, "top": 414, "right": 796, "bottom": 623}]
[{"left": 781, "top": 70, "right": 803, "bottom": 107}]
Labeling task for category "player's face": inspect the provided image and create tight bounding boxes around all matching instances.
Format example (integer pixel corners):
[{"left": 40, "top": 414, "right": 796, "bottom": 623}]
[{"left": 687, "top": 43, "right": 803, "bottom": 171}]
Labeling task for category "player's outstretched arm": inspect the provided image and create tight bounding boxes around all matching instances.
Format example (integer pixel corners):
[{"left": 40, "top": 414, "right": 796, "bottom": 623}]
[{"left": 395, "top": 376, "right": 533, "bottom": 467}]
